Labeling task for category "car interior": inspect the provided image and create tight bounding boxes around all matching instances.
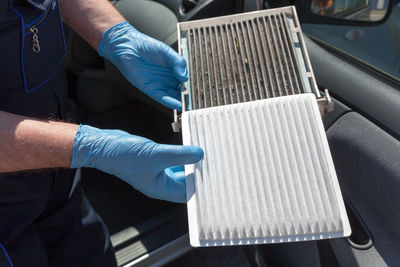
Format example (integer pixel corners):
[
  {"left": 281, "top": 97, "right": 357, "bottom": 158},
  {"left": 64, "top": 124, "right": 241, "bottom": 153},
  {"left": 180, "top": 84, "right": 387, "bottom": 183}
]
[{"left": 62, "top": 0, "right": 400, "bottom": 266}]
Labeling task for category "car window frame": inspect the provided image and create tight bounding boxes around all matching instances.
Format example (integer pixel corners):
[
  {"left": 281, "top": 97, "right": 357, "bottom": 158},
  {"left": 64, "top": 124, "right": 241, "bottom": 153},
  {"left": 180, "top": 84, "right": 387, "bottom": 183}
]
[{"left": 303, "top": 32, "right": 400, "bottom": 87}]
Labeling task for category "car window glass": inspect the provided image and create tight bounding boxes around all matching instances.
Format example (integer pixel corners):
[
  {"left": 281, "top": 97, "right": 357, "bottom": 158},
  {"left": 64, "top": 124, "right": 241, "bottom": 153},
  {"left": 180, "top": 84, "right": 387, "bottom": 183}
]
[{"left": 303, "top": 1, "right": 400, "bottom": 82}]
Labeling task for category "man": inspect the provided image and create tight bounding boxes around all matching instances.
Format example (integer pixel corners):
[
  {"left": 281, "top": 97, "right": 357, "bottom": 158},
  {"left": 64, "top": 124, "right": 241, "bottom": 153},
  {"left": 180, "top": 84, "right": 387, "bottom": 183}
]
[{"left": 0, "top": 0, "right": 203, "bottom": 266}]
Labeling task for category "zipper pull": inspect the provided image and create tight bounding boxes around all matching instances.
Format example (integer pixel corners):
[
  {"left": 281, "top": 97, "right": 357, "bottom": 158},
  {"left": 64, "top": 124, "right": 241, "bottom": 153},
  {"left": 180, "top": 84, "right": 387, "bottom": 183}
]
[{"left": 30, "top": 27, "right": 41, "bottom": 53}]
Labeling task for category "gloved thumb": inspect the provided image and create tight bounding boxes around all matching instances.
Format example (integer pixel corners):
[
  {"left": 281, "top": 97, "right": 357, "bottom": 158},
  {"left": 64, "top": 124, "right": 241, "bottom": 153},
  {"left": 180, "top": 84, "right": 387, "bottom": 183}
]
[{"left": 153, "top": 144, "right": 204, "bottom": 171}]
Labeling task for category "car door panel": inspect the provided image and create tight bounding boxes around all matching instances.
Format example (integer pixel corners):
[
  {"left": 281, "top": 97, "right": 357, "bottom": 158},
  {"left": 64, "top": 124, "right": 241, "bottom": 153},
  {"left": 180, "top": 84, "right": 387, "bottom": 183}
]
[
  {"left": 327, "top": 112, "right": 400, "bottom": 266},
  {"left": 304, "top": 35, "right": 400, "bottom": 139},
  {"left": 302, "top": 33, "right": 400, "bottom": 266}
]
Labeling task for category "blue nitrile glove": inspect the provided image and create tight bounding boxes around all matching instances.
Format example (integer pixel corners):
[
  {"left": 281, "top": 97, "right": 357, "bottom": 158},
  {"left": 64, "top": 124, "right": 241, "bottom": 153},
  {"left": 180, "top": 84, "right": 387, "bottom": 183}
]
[
  {"left": 71, "top": 125, "right": 203, "bottom": 203},
  {"left": 98, "top": 21, "right": 187, "bottom": 111}
]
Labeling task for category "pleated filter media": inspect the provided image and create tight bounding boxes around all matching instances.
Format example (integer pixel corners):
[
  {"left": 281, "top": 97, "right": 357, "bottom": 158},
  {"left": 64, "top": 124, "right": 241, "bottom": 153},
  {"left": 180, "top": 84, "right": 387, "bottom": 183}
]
[{"left": 182, "top": 94, "right": 351, "bottom": 247}]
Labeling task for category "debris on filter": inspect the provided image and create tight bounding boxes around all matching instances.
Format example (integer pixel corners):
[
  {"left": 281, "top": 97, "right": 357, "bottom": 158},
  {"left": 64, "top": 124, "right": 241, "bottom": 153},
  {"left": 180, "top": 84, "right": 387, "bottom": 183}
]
[{"left": 188, "top": 12, "right": 305, "bottom": 109}]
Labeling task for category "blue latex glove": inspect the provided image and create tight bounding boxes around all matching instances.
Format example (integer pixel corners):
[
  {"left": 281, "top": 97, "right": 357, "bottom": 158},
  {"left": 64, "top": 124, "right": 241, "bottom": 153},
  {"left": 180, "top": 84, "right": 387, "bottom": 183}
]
[
  {"left": 98, "top": 21, "right": 187, "bottom": 111},
  {"left": 71, "top": 125, "right": 203, "bottom": 203}
]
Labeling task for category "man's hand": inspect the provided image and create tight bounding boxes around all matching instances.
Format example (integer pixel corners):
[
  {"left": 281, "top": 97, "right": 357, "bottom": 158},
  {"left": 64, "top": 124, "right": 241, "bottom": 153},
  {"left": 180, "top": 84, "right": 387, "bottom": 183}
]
[
  {"left": 98, "top": 22, "right": 187, "bottom": 111},
  {"left": 0, "top": 111, "right": 203, "bottom": 203},
  {"left": 71, "top": 125, "right": 203, "bottom": 203},
  {"left": 60, "top": 1, "right": 186, "bottom": 110}
]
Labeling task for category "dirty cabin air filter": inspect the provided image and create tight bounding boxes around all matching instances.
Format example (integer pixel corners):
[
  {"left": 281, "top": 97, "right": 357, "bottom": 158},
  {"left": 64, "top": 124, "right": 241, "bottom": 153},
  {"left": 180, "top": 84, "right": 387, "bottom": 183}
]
[
  {"left": 177, "top": 6, "right": 320, "bottom": 111},
  {"left": 176, "top": 7, "right": 350, "bottom": 247}
]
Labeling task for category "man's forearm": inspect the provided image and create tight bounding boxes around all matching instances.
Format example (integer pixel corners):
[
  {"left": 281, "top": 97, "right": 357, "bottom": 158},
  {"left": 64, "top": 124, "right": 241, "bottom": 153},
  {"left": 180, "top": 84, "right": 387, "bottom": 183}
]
[
  {"left": 59, "top": 0, "right": 125, "bottom": 49},
  {"left": 0, "top": 111, "right": 78, "bottom": 173}
]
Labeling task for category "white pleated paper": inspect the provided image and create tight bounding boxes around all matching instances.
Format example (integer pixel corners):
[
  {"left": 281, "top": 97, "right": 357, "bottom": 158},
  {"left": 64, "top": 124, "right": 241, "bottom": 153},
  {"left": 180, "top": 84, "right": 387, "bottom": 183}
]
[{"left": 182, "top": 94, "right": 351, "bottom": 247}]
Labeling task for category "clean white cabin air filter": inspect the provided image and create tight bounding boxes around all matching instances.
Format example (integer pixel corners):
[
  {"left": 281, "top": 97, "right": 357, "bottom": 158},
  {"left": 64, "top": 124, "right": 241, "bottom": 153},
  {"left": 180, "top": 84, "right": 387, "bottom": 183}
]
[{"left": 182, "top": 94, "right": 351, "bottom": 246}]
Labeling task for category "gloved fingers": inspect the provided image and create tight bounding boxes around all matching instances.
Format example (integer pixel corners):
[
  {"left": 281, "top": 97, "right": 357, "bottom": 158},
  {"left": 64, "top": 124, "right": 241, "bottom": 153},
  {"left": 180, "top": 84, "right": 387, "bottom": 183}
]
[
  {"left": 118, "top": 58, "right": 182, "bottom": 91},
  {"left": 159, "top": 95, "right": 182, "bottom": 111},
  {"left": 163, "top": 46, "right": 188, "bottom": 83},
  {"left": 153, "top": 144, "right": 204, "bottom": 171},
  {"left": 150, "top": 89, "right": 182, "bottom": 111},
  {"left": 165, "top": 167, "right": 186, "bottom": 185},
  {"left": 171, "top": 170, "right": 186, "bottom": 185},
  {"left": 152, "top": 170, "right": 186, "bottom": 203},
  {"left": 169, "top": 166, "right": 185, "bottom": 173},
  {"left": 166, "top": 166, "right": 186, "bottom": 185},
  {"left": 149, "top": 86, "right": 181, "bottom": 101}
]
